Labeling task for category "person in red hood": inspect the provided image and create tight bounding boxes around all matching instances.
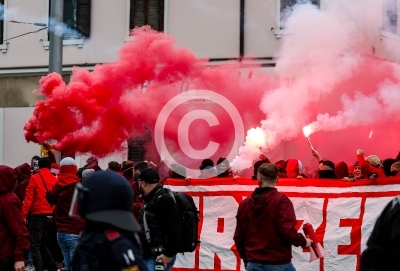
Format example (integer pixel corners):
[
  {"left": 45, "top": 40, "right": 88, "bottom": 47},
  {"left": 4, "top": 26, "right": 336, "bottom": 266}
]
[
  {"left": 285, "top": 159, "right": 305, "bottom": 179},
  {"left": 46, "top": 157, "right": 85, "bottom": 271},
  {"left": 0, "top": 165, "right": 29, "bottom": 271},
  {"left": 22, "top": 157, "right": 58, "bottom": 271},
  {"left": 335, "top": 161, "right": 349, "bottom": 179},
  {"left": 356, "top": 149, "right": 385, "bottom": 180},
  {"left": 234, "top": 163, "right": 312, "bottom": 270},
  {"left": 14, "top": 163, "right": 32, "bottom": 203}
]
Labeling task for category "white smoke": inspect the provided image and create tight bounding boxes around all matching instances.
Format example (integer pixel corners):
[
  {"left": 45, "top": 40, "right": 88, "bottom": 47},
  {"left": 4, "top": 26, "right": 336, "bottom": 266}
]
[{"left": 232, "top": 0, "right": 386, "bottom": 171}]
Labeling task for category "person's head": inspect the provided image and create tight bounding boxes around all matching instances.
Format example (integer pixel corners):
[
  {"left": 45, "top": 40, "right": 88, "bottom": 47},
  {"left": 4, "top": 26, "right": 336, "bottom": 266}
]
[
  {"left": 138, "top": 168, "right": 160, "bottom": 196},
  {"left": 14, "top": 163, "right": 32, "bottom": 183},
  {"left": 0, "top": 165, "right": 18, "bottom": 193},
  {"left": 82, "top": 169, "right": 95, "bottom": 180},
  {"left": 51, "top": 163, "right": 61, "bottom": 175},
  {"left": 352, "top": 161, "right": 363, "bottom": 179},
  {"left": 390, "top": 162, "right": 400, "bottom": 176},
  {"left": 31, "top": 155, "right": 40, "bottom": 172},
  {"left": 335, "top": 161, "right": 349, "bottom": 179},
  {"left": 383, "top": 158, "right": 396, "bottom": 176},
  {"left": 133, "top": 161, "right": 149, "bottom": 173},
  {"left": 199, "top": 159, "right": 214, "bottom": 170},
  {"left": 216, "top": 157, "right": 230, "bottom": 177},
  {"left": 60, "top": 157, "right": 77, "bottom": 175},
  {"left": 318, "top": 160, "right": 335, "bottom": 171},
  {"left": 107, "top": 161, "right": 121, "bottom": 172},
  {"left": 257, "top": 163, "right": 279, "bottom": 188},
  {"left": 170, "top": 164, "right": 186, "bottom": 179},
  {"left": 285, "top": 159, "right": 303, "bottom": 178},
  {"left": 121, "top": 161, "right": 134, "bottom": 179},
  {"left": 70, "top": 171, "right": 140, "bottom": 232},
  {"left": 86, "top": 156, "right": 98, "bottom": 167},
  {"left": 366, "top": 155, "right": 381, "bottom": 168},
  {"left": 38, "top": 157, "right": 52, "bottom": 170}
]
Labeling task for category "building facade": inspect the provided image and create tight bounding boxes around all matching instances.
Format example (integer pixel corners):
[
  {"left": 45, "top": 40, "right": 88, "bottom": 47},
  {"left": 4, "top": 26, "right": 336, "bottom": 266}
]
[{"left": 0, "top": 0, "right": 399, "bottom": 167}]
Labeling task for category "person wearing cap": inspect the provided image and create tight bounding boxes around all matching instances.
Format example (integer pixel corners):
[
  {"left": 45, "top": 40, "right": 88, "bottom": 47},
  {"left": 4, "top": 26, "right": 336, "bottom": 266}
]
[
  {"left": 46, "top": 157, "right": 84, "bottom": 271},
  {"left": 234, "top": 164, "right": 312, "bottom": 270},
  {"left": 356, "top": 149, "right": 385, "bottom": 179},
  {"left": 344, "top": 161, "right": 365, "bottom": 182},
  {"left": 0, "top": 165, "right": 30, "bottom": 271},
  {"left": 77, "top": 157, "right": 102, "bottom": 181},
  {"left": 22, "top": 157, "right": 58, "bottom": 271},
  {"left": 311, "top": 150, "right": 337, "bottom": 179},
  {"left": 70, "top": 171, "right": 147, "bottom": 271},
  {"left": 137, "top": 168, "right": 181, "bottom": 271}
]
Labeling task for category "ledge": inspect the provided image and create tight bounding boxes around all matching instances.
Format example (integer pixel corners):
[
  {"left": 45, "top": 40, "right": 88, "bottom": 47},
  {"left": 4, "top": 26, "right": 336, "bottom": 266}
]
[
  {"left": 0, "top": 43, "right": 8, "bottom": 53},
  {"left": 380, "top": 29, "right": 400, "bottom": 41},
  {"left": 42, "top": 39, "right": 85, "bottom": 50}
]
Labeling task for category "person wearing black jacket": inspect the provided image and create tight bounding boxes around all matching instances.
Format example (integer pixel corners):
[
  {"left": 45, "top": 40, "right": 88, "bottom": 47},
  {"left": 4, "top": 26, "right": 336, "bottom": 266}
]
[
  {"left": 360, "top": 195, "right": 400, "bottom": 271},
  {"left": 137, "top": 168, "right": 181, "bottom": 271}
]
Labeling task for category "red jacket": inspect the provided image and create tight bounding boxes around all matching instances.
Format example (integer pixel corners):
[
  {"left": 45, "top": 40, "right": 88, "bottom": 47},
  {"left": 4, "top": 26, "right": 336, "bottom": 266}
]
[
  {"left": 0, "top": 166, "right": 30, "bottom": 261},
  {"left": 234, "top": 187, "right": 306, "bottom": 265},
  {"left": 357, "top": 154, "right": 385, "bottom": 179},
  {"left": 47, "top": 165, "right": 85, "bottom": 235},
  {"left": 22, "top": 168, "right": 56, "bottom": 219}
]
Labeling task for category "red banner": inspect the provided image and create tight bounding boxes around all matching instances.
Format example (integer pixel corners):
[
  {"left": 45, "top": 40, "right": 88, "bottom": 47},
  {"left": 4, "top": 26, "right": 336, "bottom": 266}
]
[{"left": 164, "top": 177, "right": 400, "bottom": 271}]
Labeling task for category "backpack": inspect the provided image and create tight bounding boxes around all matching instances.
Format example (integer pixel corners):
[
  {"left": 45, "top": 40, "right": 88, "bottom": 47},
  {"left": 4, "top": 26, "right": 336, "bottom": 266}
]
[
  {"left": 143, "top": 188, "right": 200, "bottom": 253},
  {"left": 167, "top": 189, "right": 200, "bottom": 253}
]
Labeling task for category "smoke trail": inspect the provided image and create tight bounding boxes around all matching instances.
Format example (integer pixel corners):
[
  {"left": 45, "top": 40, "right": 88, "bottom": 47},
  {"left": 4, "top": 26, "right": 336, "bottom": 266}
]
[
  {"left": 308, "top": 77, "right": 400, "bottom": 133},
  {"left": 25, "top": 26, "right": 271, "bottom": 159}
]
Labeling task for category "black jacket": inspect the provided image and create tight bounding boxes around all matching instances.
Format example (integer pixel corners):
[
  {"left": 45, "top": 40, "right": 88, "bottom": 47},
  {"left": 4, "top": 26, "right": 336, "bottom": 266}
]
[
  {"left": 138, "top": 184, "right": 182, "bottom": 259},
  {"left": 71, "top": 227, "right": 148, "bottom": 271},
  {"left": 360, "top": 195, "right": 400, "bottom": 271}
]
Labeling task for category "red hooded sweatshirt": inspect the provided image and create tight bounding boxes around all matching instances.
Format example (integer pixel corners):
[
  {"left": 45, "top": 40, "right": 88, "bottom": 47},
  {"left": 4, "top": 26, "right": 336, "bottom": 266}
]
[
  {"left": 22, "top": 168, "right": 56, "bottom": 219},
  {"left": 46, "top": 165, "right": 85, "bottom": 235},
  {"left": 234, "top": 187, "right": 306, "bottom": 265},
  {"left": 0, "top": 165, "right": 30, "bottom": 262},
  {"left": 14, "top": 163, "right": 32, "bottom": 203}
]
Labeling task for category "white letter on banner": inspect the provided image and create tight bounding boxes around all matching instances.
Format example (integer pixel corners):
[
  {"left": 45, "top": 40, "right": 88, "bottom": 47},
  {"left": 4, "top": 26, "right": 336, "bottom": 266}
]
[
  {"left": 199, "top": 196, "right": 238, "bottom": 270},
  {"left": 361, "top": 197, "right": 393, "bottom": 252},
  {"left": 174, "top": 196, "right": 199, "bottom": 269},
  {"left": 324, "top": 198, "right": 362, "bottom": 271},
  {"left": 291, "top": 197, "right": 325, "bottom": 271}
]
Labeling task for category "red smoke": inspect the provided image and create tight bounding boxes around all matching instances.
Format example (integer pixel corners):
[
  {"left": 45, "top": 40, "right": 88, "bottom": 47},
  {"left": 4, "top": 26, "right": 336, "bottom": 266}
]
[{"left": 24, "top": 26, "right": 271, "bottom": 158}]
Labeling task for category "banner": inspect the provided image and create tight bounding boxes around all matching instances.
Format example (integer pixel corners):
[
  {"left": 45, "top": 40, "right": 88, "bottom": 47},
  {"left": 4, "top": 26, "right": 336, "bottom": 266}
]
[{"left": 164, "top": 177, "right": 400, "bottom": 271}]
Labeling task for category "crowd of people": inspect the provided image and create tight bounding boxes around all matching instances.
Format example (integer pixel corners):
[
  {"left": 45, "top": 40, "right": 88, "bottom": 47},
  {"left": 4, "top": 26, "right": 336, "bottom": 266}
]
[{"left": 1, "top": 142, "right": 400, "bottom": 271}]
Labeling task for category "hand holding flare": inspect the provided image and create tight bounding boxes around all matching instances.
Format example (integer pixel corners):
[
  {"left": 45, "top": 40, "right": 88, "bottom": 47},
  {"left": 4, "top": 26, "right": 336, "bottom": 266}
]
[
  {"left": 303, "top": 223, "right": 329, "bottom": 262},
  {"left": 303, "top": 125, "right": 315, "bottom": 150}
]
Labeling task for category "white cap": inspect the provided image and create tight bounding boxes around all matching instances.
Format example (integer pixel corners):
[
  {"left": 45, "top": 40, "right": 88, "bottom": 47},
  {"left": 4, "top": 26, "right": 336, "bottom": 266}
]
[{"left": 60, "top": 157, "right": 77, "bottom": 167}]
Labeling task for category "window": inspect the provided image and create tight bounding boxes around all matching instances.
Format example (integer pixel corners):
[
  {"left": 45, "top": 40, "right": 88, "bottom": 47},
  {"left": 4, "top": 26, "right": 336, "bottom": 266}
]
[
  {"left": 274, "top": 0, "right": 320, "bottom": 38},
  {"left": 0, "top": 0, "right": 4, "bottom": 45},
  {"left": 383, "top": 0, "right": 398, "bottom": 34},
  {"left": 129, "top": 0, "right": 164, "bottom": 32},
  {"left": 48, "top": 0, "right": 91, "bottom": 40}
]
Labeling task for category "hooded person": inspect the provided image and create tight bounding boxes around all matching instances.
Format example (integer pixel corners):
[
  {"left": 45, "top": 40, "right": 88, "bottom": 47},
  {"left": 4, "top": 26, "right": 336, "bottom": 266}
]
[
  {"left": 70, "top": 171, "right": 147, "bottom": 271},
  {"left": 335, "top": 162, "right": 349, "bottom": 179},
  {"left": 285, "top": 159, "right": 304, "bottom": 179},
  {"left": 199, "top": 159, "right": 214, "bottom": 178},
  {"left": 356, "top": 149, "right": 385, "bottom": 179},
  {"left": 14, "top": 163, "right": 32, "bottom": 202},
  {"left": 0, "top": 165, "right": 29, "bottom": 271},
  {"left": 46, "top": 157, "right": 84, "bottom": 271}
]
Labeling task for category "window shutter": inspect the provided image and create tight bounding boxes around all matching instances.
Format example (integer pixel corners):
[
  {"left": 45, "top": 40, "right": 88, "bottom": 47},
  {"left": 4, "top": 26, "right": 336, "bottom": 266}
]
[
  {"left": 0, "top": 0, "right": 4, "bottom": 44},
  {"left": 130, "top": 0, "right": 164, "bottom": 31},
  {"left": 76, "top": 0, "right": 91, "bottom": 38}
]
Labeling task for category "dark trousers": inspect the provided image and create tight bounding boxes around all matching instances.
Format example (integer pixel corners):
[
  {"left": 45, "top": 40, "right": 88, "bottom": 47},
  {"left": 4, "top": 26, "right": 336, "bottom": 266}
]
[
  {"left": 0, "top": 260, "right": 14, "bottom": 271},
  {"left": 30, "top": 216, "right": 57, "bottom": 271}
]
